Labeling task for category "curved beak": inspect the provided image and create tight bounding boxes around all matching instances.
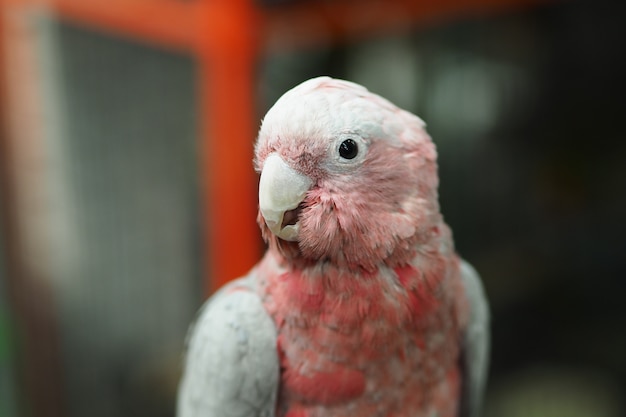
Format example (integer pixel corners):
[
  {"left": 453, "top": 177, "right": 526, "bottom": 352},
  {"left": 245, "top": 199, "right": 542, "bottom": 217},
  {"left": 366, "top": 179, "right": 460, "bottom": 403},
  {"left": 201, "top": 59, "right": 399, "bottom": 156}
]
[{"left": 259, "top": 153, "right": 312, "bottom": 241}]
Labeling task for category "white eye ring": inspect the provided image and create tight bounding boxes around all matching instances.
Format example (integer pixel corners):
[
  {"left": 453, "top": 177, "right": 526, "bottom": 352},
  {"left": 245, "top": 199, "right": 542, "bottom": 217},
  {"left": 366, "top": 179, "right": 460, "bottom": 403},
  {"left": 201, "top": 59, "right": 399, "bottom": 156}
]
[{"left": 328, "top": 134, "right": 369, "bottom": 170}]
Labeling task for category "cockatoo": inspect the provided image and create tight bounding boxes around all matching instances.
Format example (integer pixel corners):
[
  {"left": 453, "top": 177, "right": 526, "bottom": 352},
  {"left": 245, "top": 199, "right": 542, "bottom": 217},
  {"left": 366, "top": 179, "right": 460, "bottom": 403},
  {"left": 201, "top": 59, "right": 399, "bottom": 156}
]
[{"left": 177, "top": 77, "right": 489, "bottom": 417}]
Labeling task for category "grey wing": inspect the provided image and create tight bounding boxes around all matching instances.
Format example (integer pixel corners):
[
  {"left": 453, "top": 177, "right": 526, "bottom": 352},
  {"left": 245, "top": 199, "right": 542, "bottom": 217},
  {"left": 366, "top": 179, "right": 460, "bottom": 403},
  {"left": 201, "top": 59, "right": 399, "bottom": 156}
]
[
  {"left": 458, "top": 260, "right": 490, "bottom": 417},
  {"left": 177, "top": 276, "right": 279, "bottom": 417}
]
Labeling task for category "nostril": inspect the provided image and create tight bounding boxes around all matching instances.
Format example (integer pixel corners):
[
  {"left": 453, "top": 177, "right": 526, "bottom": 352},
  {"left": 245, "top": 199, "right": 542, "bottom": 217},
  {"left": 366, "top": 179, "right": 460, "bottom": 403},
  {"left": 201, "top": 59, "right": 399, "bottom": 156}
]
[{"left": 281, "top": 203, "right": 304, "bottom": 229}]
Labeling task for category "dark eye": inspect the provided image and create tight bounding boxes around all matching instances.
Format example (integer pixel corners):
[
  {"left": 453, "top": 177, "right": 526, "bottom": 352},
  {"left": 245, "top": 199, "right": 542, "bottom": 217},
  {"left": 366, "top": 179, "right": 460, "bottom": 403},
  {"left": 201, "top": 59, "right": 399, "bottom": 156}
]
[{"left": 338, "top": 139, "right": 358, "bottom": 160}]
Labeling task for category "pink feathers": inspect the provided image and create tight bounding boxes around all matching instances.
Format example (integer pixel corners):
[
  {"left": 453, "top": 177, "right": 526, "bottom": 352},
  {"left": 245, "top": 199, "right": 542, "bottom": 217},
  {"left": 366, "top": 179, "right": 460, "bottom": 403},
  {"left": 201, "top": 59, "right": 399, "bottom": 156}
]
[
  {"left": 256, "top": 78, "right": 441, "bottom": 271},
  {"left": 254, "top": 77, "right": 468, "bottom": 417},
  {"left": 282, "top": 360, "right": 366, "bottom": 405}
]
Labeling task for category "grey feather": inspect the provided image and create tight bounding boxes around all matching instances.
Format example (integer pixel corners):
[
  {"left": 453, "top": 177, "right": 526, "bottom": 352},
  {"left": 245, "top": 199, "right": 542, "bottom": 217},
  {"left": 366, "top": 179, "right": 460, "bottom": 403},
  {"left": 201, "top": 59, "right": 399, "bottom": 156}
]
[
  {"left": 177, "top": 275, "right": 279, "bottom": 417},
  {"left": 459, "top": 260, "right": 490, "bottom": 417}
]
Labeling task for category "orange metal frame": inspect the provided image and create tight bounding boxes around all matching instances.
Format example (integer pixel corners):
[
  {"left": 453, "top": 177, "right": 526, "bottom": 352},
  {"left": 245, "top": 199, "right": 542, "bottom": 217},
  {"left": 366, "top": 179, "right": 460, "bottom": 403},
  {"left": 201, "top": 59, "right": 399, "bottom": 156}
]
[
  {"left": 1, "top": 0, "right": 551, "bottom": 294},
  {"left": 2, "top": 0, "right": 262, "bottom": 294}
]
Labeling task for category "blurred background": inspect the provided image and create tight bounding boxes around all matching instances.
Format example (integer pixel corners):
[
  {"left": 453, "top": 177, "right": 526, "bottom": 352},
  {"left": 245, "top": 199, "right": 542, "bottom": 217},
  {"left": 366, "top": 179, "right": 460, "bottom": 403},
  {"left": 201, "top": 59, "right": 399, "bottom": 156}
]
[{"left": 1, "top": 0, "right": 625, "bottom": 416}]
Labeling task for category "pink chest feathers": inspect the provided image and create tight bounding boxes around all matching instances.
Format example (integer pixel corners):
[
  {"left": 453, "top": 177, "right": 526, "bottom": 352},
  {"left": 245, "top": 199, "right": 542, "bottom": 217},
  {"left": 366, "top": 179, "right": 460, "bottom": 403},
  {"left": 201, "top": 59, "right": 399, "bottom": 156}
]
[{"left": 260, "top": 264, "right": 464, "bottom": 417}]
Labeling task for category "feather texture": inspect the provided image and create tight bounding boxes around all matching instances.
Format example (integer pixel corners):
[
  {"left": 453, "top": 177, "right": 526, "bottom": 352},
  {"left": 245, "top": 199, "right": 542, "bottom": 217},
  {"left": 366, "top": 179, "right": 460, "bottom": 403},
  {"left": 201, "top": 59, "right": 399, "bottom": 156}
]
[
  {"left": 177, "top": 277, "right": 279, "bottom": 417},
  {"left": 178, "top": 76, "right": 489, "bottom": 417}
]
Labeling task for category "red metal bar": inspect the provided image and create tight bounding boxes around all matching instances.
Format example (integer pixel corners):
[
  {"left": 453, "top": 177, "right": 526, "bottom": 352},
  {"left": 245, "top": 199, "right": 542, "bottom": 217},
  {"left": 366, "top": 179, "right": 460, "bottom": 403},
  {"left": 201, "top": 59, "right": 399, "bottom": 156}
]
[
  {"left": 0, "top": 5, "right": 67, "bottom": 417},
  {"left": 3, "top": 0, "right": 265, "bottom": 295},
  {"left": 4, "top": 0, "right": 197, "bottom": 51},
  {"left": 195, "top": 0, "right": 262, "bottom": 293}
]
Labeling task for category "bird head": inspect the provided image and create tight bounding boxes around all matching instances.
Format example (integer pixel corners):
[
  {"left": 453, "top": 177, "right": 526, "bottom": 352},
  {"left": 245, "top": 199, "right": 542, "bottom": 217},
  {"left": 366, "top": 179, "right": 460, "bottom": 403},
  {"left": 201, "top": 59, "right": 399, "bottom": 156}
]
[{"left": 255, "top": 77, "right": 442, "bottom": 272}]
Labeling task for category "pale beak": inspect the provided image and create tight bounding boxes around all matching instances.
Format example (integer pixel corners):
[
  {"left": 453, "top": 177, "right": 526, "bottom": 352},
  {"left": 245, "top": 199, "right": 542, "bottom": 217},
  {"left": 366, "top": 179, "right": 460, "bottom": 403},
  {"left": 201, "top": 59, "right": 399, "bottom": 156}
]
[{"left": 259, "top": 153, "right": 312, "bottom": 241}]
